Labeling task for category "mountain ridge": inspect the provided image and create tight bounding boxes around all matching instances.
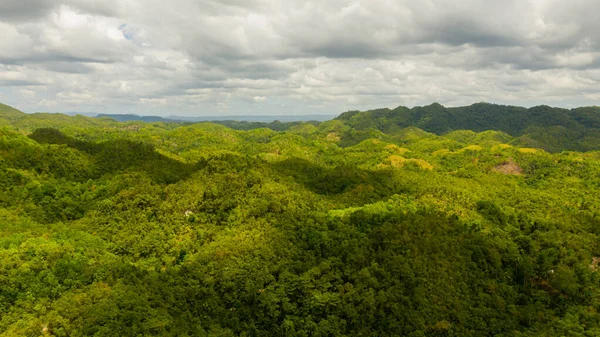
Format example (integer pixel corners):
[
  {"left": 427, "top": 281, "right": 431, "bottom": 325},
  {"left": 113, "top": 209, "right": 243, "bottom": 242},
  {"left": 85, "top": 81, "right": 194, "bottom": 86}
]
[
  {"left": 2, "top": 101, "right": 600, "bottom": 151},
  {"left": 335, "top": 102, "right": 600, "bottom": 152}
]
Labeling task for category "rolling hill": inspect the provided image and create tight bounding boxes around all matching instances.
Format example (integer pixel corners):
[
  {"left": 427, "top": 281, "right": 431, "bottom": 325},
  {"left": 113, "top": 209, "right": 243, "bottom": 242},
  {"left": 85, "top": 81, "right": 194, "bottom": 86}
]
[
  {"left": 2, "top": 101, "right": 600, "bottom": 336},
  {"left": 336, "top": 102, "right": 600, "bottom": 151}
]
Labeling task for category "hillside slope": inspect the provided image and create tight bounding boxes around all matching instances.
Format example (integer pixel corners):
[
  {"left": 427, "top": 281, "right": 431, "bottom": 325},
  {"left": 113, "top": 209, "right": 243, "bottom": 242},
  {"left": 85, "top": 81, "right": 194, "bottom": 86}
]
[
  {"left": 336, "top": 103, "right": 600, "bottom": 151},
  {"left": 0, "top": 103, "right": 24, "bottom": 115}
]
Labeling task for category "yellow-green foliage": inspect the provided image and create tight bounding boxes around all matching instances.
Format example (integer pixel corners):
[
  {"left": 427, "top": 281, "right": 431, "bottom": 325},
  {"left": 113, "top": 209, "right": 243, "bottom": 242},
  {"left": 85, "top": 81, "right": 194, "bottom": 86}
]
[
  {"left": 494, "top": 144, "right": 513, "bottom": 150},
  {"left": 259, "top": 152, "right": 281, "bottom": 162},
  {"left": 156, "top": 149, "right": 189, "bottom": 163},
  {"left": 433, "top": 149, "right": 452, "bottom": 156},
  {"left": 473, "top": 130, "right": 513, "bottom": 144},
  {"left": 391, "top": 126, "right": 433, "bottom": 141},
  {"left": 519, "top": 147, "right": 539, "bottom": 154},
  {"left": 385, "top": 144, "right": 410, "bottom": 155},
  {"left": 388, "top": 155, "right": 406, "bottom": 167},
  {"left": 325, "top": 132, "right": 340, "bottom": 142},
  {"left": 328, "top": 206, "right": 362, "bottom": 217},
  {"left": 317, "top": 119, "right": 346, "bottom": 134},
  {"left": 0, "top": 103, "right": 25, "bottom": 121},
  {"left": 407, "top": 158, "right": 434, "bottom": 170},
  {"left": 445, "top": 130, "right": 478, "bottom": 143},
  {"left": 383, "top": 155, "right": 433, "bottom": 170},
  {"left": 457, "top": 145, "right": 483, "bottom": 152},
  {"left": 289, "top": 123, "right": 317, "bottom": 134}
]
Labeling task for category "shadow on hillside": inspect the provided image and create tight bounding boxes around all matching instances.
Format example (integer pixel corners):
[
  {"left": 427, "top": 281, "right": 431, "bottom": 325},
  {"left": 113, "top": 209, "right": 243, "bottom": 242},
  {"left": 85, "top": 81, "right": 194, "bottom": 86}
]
[
  {"left": 271, "top": 157, "right": 406, "bottom": 204},
  {"left": 29, "top": 128, "right": 204, "bottom": 184}
]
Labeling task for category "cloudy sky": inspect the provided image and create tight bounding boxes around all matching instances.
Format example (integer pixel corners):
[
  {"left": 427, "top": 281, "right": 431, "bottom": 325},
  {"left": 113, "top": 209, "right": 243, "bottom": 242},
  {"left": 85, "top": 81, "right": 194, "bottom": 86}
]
[{"left": 0, "top": 0, "right": 599, "bottom": 116}]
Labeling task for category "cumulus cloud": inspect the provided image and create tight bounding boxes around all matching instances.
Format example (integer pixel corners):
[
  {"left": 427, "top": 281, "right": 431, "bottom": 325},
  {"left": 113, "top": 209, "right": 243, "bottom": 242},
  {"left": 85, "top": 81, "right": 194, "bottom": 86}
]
[{"left": 0, "top": 0, "right": 599, "bottom": 116}]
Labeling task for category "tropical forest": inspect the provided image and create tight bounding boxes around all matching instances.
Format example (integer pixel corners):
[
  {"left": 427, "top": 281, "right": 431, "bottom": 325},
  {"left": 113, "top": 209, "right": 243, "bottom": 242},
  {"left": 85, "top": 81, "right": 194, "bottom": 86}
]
[{"left": 2, "top": 101, "right": 600, "bottom": 336}]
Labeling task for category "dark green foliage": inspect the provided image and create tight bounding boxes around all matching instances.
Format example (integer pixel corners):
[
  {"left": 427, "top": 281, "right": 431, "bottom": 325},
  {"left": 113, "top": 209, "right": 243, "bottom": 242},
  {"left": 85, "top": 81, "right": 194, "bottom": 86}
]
[
  {"left": 272, "top": 158, "right": 399, "bottom": 202},
  {"left": 337, "top": 102, "right": 600, "bottom": 151},
  {"left": 214, "top": 120, "right": 315, "bottom": 131},
  {"left": 29, "top": 128, "right": 199, "bottom": 183},
  {"left": 477, "top": 200, "right": 509, "bottom": 227}
]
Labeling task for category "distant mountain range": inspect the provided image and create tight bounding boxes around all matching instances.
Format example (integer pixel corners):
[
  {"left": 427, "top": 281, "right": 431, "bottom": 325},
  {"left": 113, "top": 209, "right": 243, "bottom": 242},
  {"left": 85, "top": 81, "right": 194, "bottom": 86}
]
[
  {"left": 88, "top": 113, "right": 336, "bottom": 123},
  {"left": 63, "top": 112, "right": 99, "bottom": 117},
  {"left": 95, "top": 114, "right": 177, "bottom": 122}
]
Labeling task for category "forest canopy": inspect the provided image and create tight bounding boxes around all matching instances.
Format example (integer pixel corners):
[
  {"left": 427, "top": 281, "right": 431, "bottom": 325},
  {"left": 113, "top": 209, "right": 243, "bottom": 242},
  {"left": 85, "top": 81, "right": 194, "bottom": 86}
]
[{"left": 1, "top": 103, "right": 600, "bottom": 336}]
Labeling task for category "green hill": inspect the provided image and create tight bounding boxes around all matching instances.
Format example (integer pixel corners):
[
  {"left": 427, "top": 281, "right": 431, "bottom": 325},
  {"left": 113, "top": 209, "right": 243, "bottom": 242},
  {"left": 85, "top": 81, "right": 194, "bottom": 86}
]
[
  {"left": 2, "top": 103, "right": 600, "bottom": 336},
  {"left": 0, "top": 103, "right": 26, "bottom": 126},
  {"left": 336, "top": 102, "right": 600, "bottom": 151},
  {"left": 0, "top": 103, "right": 24, "bottom": 116}
]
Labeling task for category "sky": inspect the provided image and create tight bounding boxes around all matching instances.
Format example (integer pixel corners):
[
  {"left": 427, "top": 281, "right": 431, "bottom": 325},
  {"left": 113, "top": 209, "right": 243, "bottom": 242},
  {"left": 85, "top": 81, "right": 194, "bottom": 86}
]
[{"left": 0, "top": 0, "right": 599, "bottom": 116}]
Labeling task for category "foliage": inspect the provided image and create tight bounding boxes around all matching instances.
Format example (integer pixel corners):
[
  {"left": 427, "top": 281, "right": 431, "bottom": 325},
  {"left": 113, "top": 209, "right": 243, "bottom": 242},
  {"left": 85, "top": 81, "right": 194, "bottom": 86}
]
[
  {"left": 336, "top": 102, "right": 600, "bottom": 151},
  {"left": 1, "top": 103, "right": 600, "bottom": 336}
]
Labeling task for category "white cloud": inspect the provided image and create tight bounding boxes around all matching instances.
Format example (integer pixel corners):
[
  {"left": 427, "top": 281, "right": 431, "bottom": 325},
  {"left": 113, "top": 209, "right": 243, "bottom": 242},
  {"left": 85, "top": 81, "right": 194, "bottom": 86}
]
[
  {"left": 38, "top": 99, "right": 58, "bottom": 107},
  {"left": 0, "top": 0, "right": 599, "bottom": 115},
  {"left": 140, "top": 97, "right": 168, "bottom": 105}
]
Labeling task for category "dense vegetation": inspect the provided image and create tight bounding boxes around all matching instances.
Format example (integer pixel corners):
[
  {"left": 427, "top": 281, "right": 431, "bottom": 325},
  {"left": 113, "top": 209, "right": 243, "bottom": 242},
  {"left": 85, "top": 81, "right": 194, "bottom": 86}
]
[
  {"left": 336, "top": 102, "right": 600, "bottom": 152},
  {"left": 1, "top": 102, "right": 600, "bottom": 336}
]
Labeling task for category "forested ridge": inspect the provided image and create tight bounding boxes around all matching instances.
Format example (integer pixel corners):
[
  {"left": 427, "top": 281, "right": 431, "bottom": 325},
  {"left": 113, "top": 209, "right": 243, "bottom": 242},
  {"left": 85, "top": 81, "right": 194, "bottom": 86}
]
[
  {"left": 2, "top": 102, "right": 600, "bottom": 336},
  {"left": 335, "top": 102, "right": 600, "bottom": 152}
]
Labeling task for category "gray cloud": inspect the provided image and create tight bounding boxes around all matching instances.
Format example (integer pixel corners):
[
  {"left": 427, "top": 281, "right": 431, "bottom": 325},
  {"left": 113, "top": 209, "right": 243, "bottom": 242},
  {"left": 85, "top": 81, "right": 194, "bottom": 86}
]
[
  {"left": 0, "top": 79, "right": 44, "bottom": 86},
  {"left": 37, "top": 61, "right": 95, "bottom": 74},
  {"left": 0, "top": 0, "right": 122, "bottom": 21},
  {"left": 0, "top": 0, "right": 57, "bottom": 21},
  {"left": 0, "top": 0, "right": 599, "bottom": 116}
]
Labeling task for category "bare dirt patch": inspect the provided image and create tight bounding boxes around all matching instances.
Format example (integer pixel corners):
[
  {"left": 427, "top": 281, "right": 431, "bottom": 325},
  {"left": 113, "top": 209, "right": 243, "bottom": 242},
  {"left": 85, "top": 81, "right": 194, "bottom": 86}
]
[{"left": 492, "top": 158, "right": 523, "bottom": 175}]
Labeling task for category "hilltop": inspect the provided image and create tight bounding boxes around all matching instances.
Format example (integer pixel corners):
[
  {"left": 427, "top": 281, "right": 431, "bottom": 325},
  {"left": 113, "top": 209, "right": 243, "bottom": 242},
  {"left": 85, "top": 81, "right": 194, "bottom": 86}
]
[
  {"left": 0, "top": 103, "right": 25, "bottom": 119},
  {"left": 336, "top": 102, "right": 600, "bottom": 152}
]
